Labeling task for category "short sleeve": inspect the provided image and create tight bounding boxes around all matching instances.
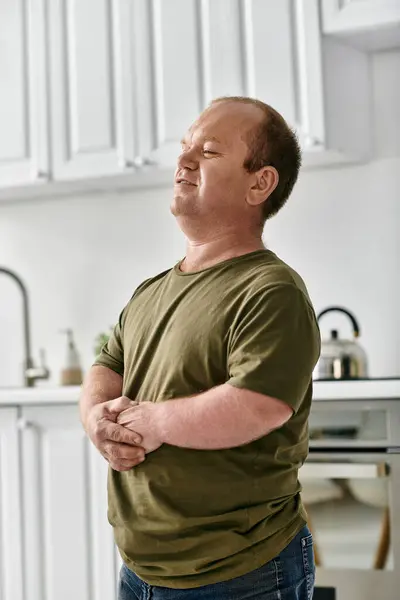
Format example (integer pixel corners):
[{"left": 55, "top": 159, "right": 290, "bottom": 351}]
[
  {"left": 93, "top": 309, "right": 125, "bottom": 376},
  {"left": 227, "top": 284, "right": 321, "bottom": 413},
  {"left": 92, "top": 277, "right": 157, "bottom": 377}
]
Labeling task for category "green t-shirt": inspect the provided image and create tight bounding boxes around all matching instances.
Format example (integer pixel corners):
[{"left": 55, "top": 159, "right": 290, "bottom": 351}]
[{"left": 94, "top": 249, "right": 320, "bottom": 589}]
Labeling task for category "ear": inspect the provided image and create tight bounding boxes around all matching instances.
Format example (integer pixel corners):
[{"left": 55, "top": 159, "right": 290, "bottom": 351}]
[{"left": 246, "top": 166, "right": 279, "bottom": 207}]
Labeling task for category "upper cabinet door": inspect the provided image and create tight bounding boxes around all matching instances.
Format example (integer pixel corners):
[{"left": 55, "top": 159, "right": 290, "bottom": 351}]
[
  {"left": 200, "top": 0, "right": 325, "bottom": 148},
  {"left": 199, "top": 0, "right": 247, "bottom": 103},
  {"left": 132, "top": 0, "right": 253, "bottom": 169},
  {"left": 133, "top": 0, "right": 325, "bottom": 168},
  {"left": 47, "top": 0, "right": 130, "bottom": 180},
  {"left": 0, "top": 0, "right": 48, "bottom": 189},
  {"left": 322, "top": 0, "right": 400, "bottom": 33},
  {"left": 131, "top": 0, "right": 204, "bottom": 169},
  {"left": 0, "top": 408, "right": 24, "bottom": 600},
  {"left": 244, "top": 0, "right": 325, "bottom": 151}
]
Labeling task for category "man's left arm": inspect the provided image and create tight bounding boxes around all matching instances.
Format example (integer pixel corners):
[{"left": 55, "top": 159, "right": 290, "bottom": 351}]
[
  {"left": 117, "top": 383, "right": 292, "bottom": 451},
  {"left": 118, "top": 283, "right": 321, "bottom": 452}
]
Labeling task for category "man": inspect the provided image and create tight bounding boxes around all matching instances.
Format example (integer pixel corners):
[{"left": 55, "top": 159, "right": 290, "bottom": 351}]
[{"left": 80, "top": 96, "right": 321, "bottom": 600}]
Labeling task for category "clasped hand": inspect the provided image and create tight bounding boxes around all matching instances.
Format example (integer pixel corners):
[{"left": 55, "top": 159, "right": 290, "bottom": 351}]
[
  {"left": 117, "top": 400, "right": 163, "bottom": 454},
  {"left": 86, "top": 396, "right": 162, "bottom": 472}
]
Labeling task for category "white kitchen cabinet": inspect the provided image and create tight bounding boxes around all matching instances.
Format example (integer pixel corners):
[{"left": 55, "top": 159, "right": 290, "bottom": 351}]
[
  {"left": 239, "top": 0, "right": 371, "bottom": 165},
  {"left": 47, "top": 0, "right": 130, "bottom": 180},
  {"left": 0, "top": 0, "right": 49, "bottom": 189},
  {"left": 244, "top": 0, "right": 326, "bottom": 156},
  {"left": 322, "top": 0, "right": 400, "bottom": 50},
  {"left": 322, "top": 0, "right": 400, "bottom": 32},
  {"left": 132, "top": 0, "right": 322, "bottom": 168},
  {"left": 250, "top": 0, "right": 371, "bottom": 167},
  {"left": 0, "top": 408, "right": 24, "bottom": 600},
  {"left": 133, "top": 0, "right": 313, "bottom": 167},
  {"left": 0, "top": 0, "right": 377, "bottom": 196},
  {"left": 20, "top": 404, "right": 118, "bottom": 600},
  {"left": 130, "top": 0, "right": 369, "bottom": 170},
  {"left": 129, "top": 0, "right": 204, "bottom": 168}
]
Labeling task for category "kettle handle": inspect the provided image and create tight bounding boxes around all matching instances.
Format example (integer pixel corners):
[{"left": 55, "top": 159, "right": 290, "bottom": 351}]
[{"left": 316, "top": 306, "right": 361, "bottom": 338}]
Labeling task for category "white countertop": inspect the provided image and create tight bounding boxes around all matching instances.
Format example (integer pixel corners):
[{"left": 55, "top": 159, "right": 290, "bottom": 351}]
[
  {"left": 0, "top": 379, "right": 399, "bottom": 406},
  {"left": 0, "top": 385, "right": 82, "bottom": 405},
  {"left": 312, "top": 378, "right": 400, "bottom": 401}
]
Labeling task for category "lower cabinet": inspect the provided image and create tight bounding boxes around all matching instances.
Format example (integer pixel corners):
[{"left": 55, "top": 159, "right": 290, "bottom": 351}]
[
  {"left": 0, "top": 404, "right": 119, "bottom": 600},
  {"left": 0, "top": 408, "right": 24, "bottom": 600}
]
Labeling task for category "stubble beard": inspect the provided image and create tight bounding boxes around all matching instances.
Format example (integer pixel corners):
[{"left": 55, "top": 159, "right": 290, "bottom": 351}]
[{"left": 170, "top": 192, "right": 200, "bottom": 217}]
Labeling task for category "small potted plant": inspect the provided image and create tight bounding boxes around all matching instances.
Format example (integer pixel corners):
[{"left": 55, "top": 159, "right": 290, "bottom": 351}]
[{"left": 93, "top": 326, "right": 114, "bottom": 357}]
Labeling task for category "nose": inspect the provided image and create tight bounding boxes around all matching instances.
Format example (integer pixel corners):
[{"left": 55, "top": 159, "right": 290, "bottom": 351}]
[{"left": 176, "top": 147, "right": 198, "bottom": 171}]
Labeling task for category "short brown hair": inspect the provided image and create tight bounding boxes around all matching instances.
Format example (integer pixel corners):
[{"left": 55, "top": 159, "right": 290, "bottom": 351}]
[{"left": 212, "top": 96, "right": 302, "bottom": 222}]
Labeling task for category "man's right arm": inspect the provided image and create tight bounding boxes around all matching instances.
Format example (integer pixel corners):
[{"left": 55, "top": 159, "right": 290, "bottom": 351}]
[
  {"left": 80, "top": 365, "right": 145, "bottom": 472},
  {"left": 80, "top": 364, "right": 123, "bottom": 429}
]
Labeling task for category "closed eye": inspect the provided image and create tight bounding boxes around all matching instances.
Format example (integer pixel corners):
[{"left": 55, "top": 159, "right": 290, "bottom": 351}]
[{"left": 203, "top": 149, "right": 217, "bottom": 156}]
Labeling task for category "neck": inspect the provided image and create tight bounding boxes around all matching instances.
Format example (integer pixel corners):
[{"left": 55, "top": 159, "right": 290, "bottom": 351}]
[{"left": 180, "top": 230, "right": 266, "bottom": 272}]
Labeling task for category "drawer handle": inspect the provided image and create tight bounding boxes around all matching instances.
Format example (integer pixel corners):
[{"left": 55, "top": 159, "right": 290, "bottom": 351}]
[
  {"left": 17, "top": 418, "right": 35, "bottom": 431},
  {"left": 300, "top": 461, "right": 389, "bottom": 479}
]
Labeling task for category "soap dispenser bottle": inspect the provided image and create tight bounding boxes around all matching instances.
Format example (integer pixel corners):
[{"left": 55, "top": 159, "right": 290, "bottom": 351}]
[{"left": 60, "top": 329, "right": 83, "bottom": 386}]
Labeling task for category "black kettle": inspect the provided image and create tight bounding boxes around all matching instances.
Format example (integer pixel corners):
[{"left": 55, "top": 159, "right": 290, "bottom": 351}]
[{"left": 314, "top": 306, "right": 368, "bottom": 380}]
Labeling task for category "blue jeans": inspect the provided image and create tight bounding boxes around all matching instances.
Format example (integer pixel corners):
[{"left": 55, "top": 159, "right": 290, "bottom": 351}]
[{"left": 118, "top": 525, "right": 315, "bottom": 600}]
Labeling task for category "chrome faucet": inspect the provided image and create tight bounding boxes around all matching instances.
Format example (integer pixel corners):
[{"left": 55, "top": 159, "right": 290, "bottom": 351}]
[{"left": 0, "top": 267, "right": 50, "bottom": 387}]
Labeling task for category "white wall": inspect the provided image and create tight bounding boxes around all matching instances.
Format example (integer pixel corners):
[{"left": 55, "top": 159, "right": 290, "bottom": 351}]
[{"left": 0, "top": 51, "right": 399, "bottom": 387}]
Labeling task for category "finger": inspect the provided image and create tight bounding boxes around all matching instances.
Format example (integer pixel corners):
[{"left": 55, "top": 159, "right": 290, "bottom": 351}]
[
  {"left": 120, "top": 421, "right": 144, "bottom": 438},
  {"left": 108, "top": 454, "right": 146, "bottom": 471},
  {"left": 105, "top": 396, "right": 138, "bottom": 417},
  {"left": 104, "top": 441, "right": 145, "bottom": 462},
  {"left": 116, "top": 407, "right": 137, "bottom": 425},
  {"left": 105, "top": 422, "right": 142, "bottom": 445}
]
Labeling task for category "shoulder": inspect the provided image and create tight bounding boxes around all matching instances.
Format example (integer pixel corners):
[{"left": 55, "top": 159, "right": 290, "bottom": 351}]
[
  {"left": 120, "top": 268, "right": 172, "bottom": 324},
  {"left": 129, "top": 268, "right": 172, "bottom": 299},
  {"left": 240, "top": 251, "right": 313, "bottom": 307},
  {"left": 229, "top": 253, "right": 320, "bottom": 346}
]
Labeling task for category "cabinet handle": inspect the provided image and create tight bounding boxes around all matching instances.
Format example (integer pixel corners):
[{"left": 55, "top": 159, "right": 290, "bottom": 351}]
[
  {"left": 36, "top": 171, "right": 49, "bottom": 180},
  {"left": 124, "top": 157, "right": 157, "bottom": 169},
  {"left": 123, "top": 160, "right": 136, "bottom": 170},
  {"left": 132, "top": 156, "right": 157, "bottom": 168},
  {"left": 300, "top": 461, "right": 389, "bottom": 480},
  {"left": 304, "top": 135, "right": 323, "bottom": 148},
  {"left": 17, "top": 418, "right": 35, "bottom": 431}
]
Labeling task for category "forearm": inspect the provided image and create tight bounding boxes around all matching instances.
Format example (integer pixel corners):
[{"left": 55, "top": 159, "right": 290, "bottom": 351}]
[
  {"left": 156, "top": 383, "right": 292, "bottom": 450},
  {"left": 79, "top": 365, "right": 123, "bottom": 431}
]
